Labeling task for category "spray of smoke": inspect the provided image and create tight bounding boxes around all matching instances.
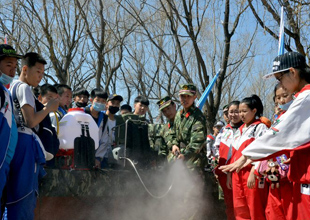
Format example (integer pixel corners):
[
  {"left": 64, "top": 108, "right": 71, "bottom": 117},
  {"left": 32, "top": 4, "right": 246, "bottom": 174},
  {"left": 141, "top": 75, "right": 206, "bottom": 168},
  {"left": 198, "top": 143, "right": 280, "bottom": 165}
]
[{"left": 35, "top": 160, "right": 226, "bottom": 220}]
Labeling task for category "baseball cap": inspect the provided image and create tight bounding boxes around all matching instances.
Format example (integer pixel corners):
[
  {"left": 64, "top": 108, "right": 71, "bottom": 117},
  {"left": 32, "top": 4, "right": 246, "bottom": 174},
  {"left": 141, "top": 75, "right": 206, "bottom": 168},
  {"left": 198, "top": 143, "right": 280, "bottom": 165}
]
[
  {"left": 214, "top": 121, "right": 225, "bottom": 127},
  {"left": 107, "top": 94, "right": 123, "bottom": 102},
  {"left": 263, "top": 52, "right": 308, "bottom": 79},
  {"left": 179, "top": 84, "right": 197, "bottom": 96},
  {"left": 157, "top": 96, "right": 172, "bottom": 111},
  {"left": 0, "top": 44, "right": 23, "bottom": 59}
]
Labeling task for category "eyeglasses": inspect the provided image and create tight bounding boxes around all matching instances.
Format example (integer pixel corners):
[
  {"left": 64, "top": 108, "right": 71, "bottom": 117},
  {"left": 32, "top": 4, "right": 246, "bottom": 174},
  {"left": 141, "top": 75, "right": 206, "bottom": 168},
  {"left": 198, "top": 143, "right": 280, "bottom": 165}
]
[{"left": 275, "top": 71, "right": 289, "bottom": 82}]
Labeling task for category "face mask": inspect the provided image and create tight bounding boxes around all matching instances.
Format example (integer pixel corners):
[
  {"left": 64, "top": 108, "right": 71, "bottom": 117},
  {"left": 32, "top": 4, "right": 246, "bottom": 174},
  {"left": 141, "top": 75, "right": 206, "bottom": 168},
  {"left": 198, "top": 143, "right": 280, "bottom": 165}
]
[
  {"left": 109, "top": 106, "right": 119, "bottom": 114},
  {"left": 0, "top": 71, "right": 14, "bottom": 85},
  {"left": 278, "top": 99, "right": 294, "bottom": 111},
  {"left": 76, "top": 102, "right": 88, "bottom": 108},
  {"left": 93, "top": 102, "right": 106, "bottom": 112}
]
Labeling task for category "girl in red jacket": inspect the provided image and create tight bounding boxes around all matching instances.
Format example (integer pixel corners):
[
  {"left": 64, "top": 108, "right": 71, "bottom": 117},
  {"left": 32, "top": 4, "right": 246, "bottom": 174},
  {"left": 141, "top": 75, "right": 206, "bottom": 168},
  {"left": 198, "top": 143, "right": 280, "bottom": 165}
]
[
  {"left": 214, "top": 101, "right": 243, "bottom": 220},
  {"left": 230, "top": 95, "right": 269, "bottom": 220}
]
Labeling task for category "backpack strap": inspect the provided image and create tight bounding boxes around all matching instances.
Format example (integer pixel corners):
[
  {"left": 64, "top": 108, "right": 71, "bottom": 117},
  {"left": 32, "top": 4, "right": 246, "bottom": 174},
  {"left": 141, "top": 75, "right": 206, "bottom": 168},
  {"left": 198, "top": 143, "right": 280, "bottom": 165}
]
[
  {"left": 84, "top": 106, "right": 91, "bottom": 115},
  {"left": 97, "top": 111, "right": 104, "bottom": 127},
  {"left": 101, "top": 114, "right": 108, "bottom": 135},
  {"left": 11, "top": 81, "right": 26, "bottom": 131}
]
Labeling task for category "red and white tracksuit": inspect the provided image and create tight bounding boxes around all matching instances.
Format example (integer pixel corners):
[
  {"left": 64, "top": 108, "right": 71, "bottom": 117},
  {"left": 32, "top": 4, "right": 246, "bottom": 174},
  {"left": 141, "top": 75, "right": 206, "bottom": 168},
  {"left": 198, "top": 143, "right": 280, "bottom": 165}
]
[
  {"left": 256, "top": 157, "right": 293, "bottom": 220},
  {"left": 231, "top": 120, "right": 268, "bottom": 220},
  {"left": 257, "top": 111, "right": 293, "bottom": 220},
  {"left": 214, "top": 124, "right": 237, "bottom": 220},
  {"left": 242, "top": 85, "right": 310, "bottom": 220}
]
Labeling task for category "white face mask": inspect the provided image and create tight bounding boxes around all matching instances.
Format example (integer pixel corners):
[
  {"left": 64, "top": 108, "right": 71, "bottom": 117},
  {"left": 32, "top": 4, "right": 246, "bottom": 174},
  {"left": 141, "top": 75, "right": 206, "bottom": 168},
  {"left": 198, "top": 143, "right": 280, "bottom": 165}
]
[
  {"left": 93, "top": 102, "right": 106, "bottom": 111},
  {"left": 278, "top": 99, "right": 294, "bottom": 111},
  {"left": 0, "top": 70, "right": 14, "bottom": 85}
]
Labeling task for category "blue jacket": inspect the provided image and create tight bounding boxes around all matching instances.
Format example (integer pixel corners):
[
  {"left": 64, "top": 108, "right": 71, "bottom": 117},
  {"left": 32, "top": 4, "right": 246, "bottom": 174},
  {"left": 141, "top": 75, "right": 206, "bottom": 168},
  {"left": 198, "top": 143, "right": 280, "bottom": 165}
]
[{"left": 0, "top": 84, "right": 17, "bottom": 168}]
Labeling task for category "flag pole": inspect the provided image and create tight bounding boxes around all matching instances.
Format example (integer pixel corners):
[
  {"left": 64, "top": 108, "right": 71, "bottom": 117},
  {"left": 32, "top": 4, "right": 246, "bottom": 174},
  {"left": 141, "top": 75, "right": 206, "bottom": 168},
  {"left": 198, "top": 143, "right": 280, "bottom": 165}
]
[
  {"left": 278, "top": 6, "right": 285, "bottom": 55},
  {"left": 196, "top": 68, "right": 222, "bottom": 110}
]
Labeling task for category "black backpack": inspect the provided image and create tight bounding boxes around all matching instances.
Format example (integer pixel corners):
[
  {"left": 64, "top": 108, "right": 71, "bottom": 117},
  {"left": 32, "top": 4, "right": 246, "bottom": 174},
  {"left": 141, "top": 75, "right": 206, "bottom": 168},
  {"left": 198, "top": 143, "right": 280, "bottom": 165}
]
[{"left": 11, "top": 82, "right": 60, "bottom": 163}]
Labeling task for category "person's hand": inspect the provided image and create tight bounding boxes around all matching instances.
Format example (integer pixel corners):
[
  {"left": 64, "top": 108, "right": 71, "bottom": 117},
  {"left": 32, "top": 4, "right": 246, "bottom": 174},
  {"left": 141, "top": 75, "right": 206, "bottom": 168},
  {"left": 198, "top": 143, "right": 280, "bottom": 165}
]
[
  {"left": 220, "top": 155, "right": 252, "bottom": 173},
  {"left": 283, "top": 158, "right": 291, "bottom": 164},
  {"left": 226, "top": 172, "right": 232, "bottom": 190},
  {"left": 177, "top": 154, "right": 185, "bottom": 160},
  {"left": 46, "top": 98, "right": 59, "bottom": 112},
  {"left": 172, "top": 145, "right": 180, "bottom": 156},
  {"left": 247, "top": 172, "right": 256, "bottom": 189}
]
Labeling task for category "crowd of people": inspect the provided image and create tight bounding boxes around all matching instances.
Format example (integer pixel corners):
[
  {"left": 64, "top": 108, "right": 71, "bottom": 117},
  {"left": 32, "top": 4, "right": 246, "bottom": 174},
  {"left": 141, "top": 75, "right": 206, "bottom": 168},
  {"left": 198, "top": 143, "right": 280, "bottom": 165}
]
[{"left": 1, "top": 42, "right": 310, "bottom": 220}]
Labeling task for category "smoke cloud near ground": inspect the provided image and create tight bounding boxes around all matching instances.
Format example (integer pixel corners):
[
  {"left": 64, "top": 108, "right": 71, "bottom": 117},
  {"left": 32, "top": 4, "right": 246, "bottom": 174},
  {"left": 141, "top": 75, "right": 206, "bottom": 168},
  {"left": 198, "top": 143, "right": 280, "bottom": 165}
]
[{"left": 35, "top": 160, "right": 226, "bottom": 220}]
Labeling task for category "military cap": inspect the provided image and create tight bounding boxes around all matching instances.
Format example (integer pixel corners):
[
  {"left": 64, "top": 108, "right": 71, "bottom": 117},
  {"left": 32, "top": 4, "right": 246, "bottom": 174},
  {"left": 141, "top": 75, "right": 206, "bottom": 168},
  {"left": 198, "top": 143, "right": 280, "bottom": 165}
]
[
  {"left": 157, "top": 96, "right": 172, "bottom": 111},
  {"left": 179, "top": 84, "right": 197, "bottom": 96}
]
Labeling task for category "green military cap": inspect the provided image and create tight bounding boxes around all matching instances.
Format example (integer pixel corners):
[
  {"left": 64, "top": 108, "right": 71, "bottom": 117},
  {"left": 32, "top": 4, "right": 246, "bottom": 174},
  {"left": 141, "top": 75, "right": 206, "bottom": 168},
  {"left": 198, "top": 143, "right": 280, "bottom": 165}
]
[
  {"left": 179, "top": 84, "right": 197, "bottom": 96},
  {"left": 157, "top": 96, "right": 172, "bottom": 111}
]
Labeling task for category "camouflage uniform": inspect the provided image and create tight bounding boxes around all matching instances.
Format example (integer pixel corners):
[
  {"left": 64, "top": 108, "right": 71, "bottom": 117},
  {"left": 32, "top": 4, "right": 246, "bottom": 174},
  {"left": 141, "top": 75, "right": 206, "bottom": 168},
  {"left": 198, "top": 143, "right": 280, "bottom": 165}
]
[
  {"left": 169, "top": 104, "right": 206, "bottom": 170},
  {"left": 159, "top": 121, "right": 174, "bottom": 157}
]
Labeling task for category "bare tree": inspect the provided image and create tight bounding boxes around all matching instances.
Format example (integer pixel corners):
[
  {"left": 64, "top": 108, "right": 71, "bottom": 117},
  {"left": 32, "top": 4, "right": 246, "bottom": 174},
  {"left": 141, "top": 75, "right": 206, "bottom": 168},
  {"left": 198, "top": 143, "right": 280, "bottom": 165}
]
[
  {"left": 118, "top": 0, "right": 256, "bottom": 131},
  {"left": 248, "top": 0, "right": 310, "bottom": 59}
]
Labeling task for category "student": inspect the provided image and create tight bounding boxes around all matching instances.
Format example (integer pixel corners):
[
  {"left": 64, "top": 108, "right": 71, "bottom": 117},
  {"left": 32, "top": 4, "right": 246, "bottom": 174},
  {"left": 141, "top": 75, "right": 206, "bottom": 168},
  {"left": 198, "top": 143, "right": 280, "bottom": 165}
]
[
  {"left": 37, "top": 84, "right": 58, "bottom": 105},
  {"left": 230, "top": 95, "right": 268, "bottom": 220},
  {"left": 214, "top": 101, "right": 242, "bottom": 220},
  {"left": 120, "top": 104, "right": 132, "bottom": 115},
  {"left": 84, "top": 88, "right": 108, "bottom": 166},
  {"left": 170, "top": 84, "right": 206, "bottom": 171},
  {"left": 214, "top": 105, "right": 230, "bottom": 159},
  {"left": 133, "top": 95, "right": 149, "bottom": 116},
  {"left": 72, "top": 87, "right": 89, "bottom": 108},
  {"left": 206, "top": 120, "right": 225, "bottom": 160},
  {"left": 0, "top": 44, "right": 21, "bottom": 216},
  {"left": 262, "top": 83, "right": 293, "bottom": 220},
  {"left": 220, "top": 51, "right": 310, "bottom": 220},
  {"left": 37, "top": 84, "right": 60, "bottom": 167},
  {"left": 222, "top": 104, "right": 230, "bottom": 124},
  {"left": 95, "top": 94, "right": 123, "bottom": 168},
  {"left": 85, "top": 88, "right": 108, "bottom": 124},
  {"left": 50, "top": 84, "right": 72, "bottom": 131},
  {"left": 7, "top": 52, "right": 59, "bottom": 219}
]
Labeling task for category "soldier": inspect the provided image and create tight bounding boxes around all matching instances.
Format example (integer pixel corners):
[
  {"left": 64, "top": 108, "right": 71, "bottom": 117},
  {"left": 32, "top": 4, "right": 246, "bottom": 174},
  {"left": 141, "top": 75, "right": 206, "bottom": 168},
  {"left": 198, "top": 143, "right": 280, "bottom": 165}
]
[
  {"left": 170, "top": 84, "right": 206, "bottom": 171},
  {"left": 152, "top": 96, "right": 177, "bottom": 159}
]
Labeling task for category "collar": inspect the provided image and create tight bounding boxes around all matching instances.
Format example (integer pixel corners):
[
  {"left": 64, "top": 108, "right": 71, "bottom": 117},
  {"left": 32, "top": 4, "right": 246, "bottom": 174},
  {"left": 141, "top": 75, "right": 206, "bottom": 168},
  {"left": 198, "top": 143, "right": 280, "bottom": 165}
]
[
  {"left": 295, "top": 84, "right": 310, "bottom": 98},
  {"left": 238, "top": 119, "right": 261, "bottom": 135},
  {"left": 168, "top": 120, "right": 174, "bottom": 128},
  {"left": 180, "top": 104, "right": 196, "bottom": 117}
]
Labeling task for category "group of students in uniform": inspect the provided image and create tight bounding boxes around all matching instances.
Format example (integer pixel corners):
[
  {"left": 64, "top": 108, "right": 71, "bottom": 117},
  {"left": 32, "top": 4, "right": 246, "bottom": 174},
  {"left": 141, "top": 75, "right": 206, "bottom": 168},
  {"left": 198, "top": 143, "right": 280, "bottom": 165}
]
[{"left": 207, "top": 51, "right": 310, "bottom": 220}]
